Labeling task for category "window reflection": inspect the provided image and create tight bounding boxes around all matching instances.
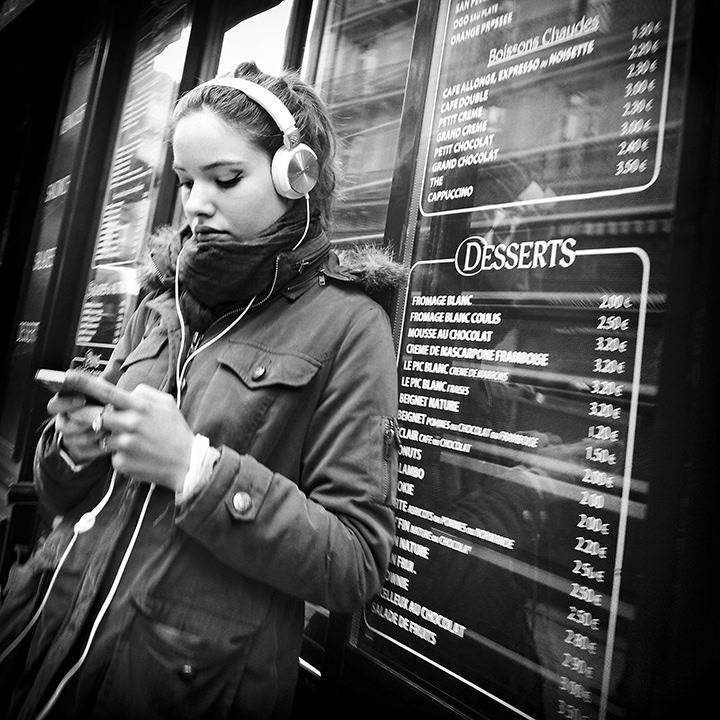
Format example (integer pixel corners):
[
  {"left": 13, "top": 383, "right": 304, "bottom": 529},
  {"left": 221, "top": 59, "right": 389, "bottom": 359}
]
[
  {"left": 73, "top": 2, "right": 191, "bottom": 370},
  {"left": 351, "top": 1, "right": 689, "bottom": 718},
  {"left": 309, "top": 0, "right": 420, "bottom": 248},
  {"left": 299, "top": 0, "right": 419, "bottom": 672}
]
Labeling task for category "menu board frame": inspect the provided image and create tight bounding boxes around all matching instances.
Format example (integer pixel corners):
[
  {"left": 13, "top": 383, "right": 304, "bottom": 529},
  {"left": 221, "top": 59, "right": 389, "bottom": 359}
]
[
  {"left": 367, "top": 245, "right": 651, "bottom": 720},
  {"left": 418, "top": 0, "right": 679, "bottom": 219}
]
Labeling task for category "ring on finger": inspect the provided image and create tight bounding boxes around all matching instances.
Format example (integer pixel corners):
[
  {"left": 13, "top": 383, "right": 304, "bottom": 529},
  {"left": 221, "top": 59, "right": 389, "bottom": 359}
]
[
  {"left": 91, "top": 407, "right": 105, "bottom": 434},
  {"left": 100, "top": 434, "right": 110, "bottom": 453}
]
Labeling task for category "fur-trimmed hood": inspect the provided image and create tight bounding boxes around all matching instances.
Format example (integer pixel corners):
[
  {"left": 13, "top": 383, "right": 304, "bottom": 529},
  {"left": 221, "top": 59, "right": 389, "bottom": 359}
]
[{"left": 328, "top": 244, "right": 407, "bottom": 296}]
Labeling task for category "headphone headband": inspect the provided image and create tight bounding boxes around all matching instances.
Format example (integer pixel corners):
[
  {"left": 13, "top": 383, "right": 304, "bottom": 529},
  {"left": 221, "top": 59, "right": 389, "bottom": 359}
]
[{"left": 197, "top": 76, "right": 300, "bottom": 150}]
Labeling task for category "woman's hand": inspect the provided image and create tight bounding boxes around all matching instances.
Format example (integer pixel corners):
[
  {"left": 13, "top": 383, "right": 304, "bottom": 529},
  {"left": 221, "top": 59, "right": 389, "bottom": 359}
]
[
  {"left": 95, "top": 384, "right": 195, "bottom": 492},
  {"left": 50, "top": 393, "right": 108, "bottom": 465},
  {"left": 50, "top": 383, "right": 194, "bottom": 492}
]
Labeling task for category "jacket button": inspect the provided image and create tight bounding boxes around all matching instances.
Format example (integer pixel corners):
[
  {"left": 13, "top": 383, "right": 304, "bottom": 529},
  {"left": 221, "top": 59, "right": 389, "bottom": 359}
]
[
  {"left": 179, "top": 663, "right": 193, "bottom": 681},
  {"left": 251, "top": 365, "right": 266, "bottom": 380},
  {"left": 232, "top": 491, "right": 252, "bottom": 513}
]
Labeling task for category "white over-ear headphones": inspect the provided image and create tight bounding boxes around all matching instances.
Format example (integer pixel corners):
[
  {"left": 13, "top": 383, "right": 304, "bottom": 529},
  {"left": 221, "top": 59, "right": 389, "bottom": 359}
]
[{"left": 197, "top": 76, "right": 319, "bottom": 200}]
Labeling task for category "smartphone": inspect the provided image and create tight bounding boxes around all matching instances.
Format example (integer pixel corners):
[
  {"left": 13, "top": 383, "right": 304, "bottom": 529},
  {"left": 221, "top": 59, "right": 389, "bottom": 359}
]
[
  {"left": 35, "top": 368, "right": 72, "bottom": 394},
  {"left": 35, "top": 368, "right": 128, "bottom": 407}
]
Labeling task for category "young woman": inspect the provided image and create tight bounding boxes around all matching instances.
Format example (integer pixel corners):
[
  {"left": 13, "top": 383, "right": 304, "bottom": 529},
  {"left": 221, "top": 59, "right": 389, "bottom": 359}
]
[{"left": 0, "top": 61, "right": 401, "bottom": 719}]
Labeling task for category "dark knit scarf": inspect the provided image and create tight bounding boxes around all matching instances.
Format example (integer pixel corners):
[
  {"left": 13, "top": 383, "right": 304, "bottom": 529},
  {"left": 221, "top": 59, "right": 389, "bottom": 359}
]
[{"left": 150, "top": 202, "right": 327, "bottom": 332}]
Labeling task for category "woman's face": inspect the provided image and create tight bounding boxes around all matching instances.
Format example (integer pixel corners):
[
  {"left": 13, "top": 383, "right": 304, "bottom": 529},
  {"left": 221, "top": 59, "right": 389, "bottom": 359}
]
[{"left": 172, "top": 108, "right": 292, "bottom": 242}]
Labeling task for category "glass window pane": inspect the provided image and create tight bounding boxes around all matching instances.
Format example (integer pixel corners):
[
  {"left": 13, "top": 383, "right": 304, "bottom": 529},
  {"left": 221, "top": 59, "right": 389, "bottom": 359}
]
[
  {"left": 218, "top": 0, "right": 294, "bottom": 77},
  {"left": 297, "top": 0, "right": 419, "bottom": 674},
  {"left": 72, "top": 2, "right": 191, "bottom": 369},
  {"left": 308, "top": 0, "right": 420, "bottom": 248},
  {"left": 350, "top": 2, "right": 692, "bottom": 719}
]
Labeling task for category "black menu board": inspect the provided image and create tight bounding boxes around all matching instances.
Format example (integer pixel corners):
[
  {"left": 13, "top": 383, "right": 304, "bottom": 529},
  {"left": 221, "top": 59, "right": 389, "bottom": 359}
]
[{"left": 352, "top": 1, "right": 688, "bottom": 719}]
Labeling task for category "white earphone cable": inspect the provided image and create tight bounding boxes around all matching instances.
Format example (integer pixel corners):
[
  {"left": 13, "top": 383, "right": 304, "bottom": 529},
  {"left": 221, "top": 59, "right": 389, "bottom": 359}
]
[
  {"left": 0, "top": 469, "right": 118, "bottom": 667},
  {"left": 174, "top": 248, "right": 188, "bottom": 398},
  {"left": 174, "top": 244, "right": 257, "bottom": 407},
  {"left": 291, "top": 194, "right": 311, "bottom": 251},
  {"left": 33, "top": 481, "right": 156, "bottom": 720}
]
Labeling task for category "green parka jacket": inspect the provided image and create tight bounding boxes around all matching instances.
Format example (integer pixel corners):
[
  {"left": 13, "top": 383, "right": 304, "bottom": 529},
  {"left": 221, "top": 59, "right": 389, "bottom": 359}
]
[{"left": 0, "top": 230, "right": 401, "bottom": 720}]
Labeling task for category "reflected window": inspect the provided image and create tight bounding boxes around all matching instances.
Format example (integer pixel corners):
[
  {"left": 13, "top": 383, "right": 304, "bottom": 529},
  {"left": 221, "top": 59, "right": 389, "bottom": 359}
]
[
  {"left": 306, "top": 0, "right": 419, "bottom": 248},
  {"left": 297, "top": 0, "right": 419, "bottom": 675}
]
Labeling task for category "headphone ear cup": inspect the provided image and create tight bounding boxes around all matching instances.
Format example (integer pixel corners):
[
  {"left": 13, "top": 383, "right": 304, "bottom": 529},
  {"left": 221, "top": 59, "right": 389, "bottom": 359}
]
[{"left": 272, "top": 143, "right": 319, "bottom": 199}]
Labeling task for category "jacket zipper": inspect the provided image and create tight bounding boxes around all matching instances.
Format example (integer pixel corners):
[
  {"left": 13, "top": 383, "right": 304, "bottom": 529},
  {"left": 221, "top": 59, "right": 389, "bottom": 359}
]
[
  {"left": 384, "top": 417, "right": 402, "bottom": 460},
  {"left": 382, "top": 417, "right": 402, "bottom": 503},
  {"left": 188, "top": 331, "right": 202, "bottom": 355},
  {"left": 149, "top": 254, "right": 165, "bottom": 285},
  {"left": 177, "top": 331, "right": 203, "bottom": 397}
]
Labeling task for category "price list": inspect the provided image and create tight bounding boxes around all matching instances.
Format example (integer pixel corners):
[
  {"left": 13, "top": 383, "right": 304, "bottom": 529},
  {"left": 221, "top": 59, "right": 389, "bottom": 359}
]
[
  {"left": 617, "top": 20, "right": 666, "bottom": 181},
  {"left": 421, "top": 0, "right": 676, "bottom": 216},
  {"left": 559, "top": 250, "right": 648, "bottom": 720},
  {"left": 365, "top": 247, "right": 649, "bottom": 719}
]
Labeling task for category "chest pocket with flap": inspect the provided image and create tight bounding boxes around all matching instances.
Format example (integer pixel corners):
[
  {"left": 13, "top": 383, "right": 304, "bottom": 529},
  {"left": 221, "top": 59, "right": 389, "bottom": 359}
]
[{"left": 190, "top": 343, "right": 322, "bottom": 452}]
